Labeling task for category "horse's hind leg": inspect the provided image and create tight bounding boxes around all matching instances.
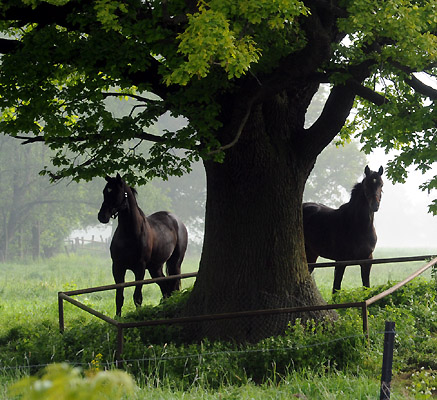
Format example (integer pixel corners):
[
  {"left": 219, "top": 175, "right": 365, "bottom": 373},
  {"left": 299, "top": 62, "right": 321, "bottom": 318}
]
[
  {"left": 148, "top": 265, "right": 169, "bottom": 298},
  {"left": 166, "top": 248, "right": 185, "bottom": 294},
  {"left": 360, "top": 260, "right": 372, "bottom": 288},
  {"left": 332, "top": 264, "right": 346, "bottom": 294},
  {"left": 112, "top": 263, "right": 126, "bottom": 316},
  {"left": 166, "top": 227, "right": 188, "bottom": 293}
]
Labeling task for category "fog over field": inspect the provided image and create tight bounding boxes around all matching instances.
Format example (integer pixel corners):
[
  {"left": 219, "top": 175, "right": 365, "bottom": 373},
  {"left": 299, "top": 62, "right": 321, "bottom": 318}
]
[{"left": 78, "top": 147, "right": 436, "bottom": 252}]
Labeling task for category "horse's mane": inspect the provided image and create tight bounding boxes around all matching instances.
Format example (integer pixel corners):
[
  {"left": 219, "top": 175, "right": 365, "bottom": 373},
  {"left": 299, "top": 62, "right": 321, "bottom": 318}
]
[
  {"left": 127, "top": 185, "right": 147, "bottom": 219},
  {"left": 349, "top": 182, "right": 364, "bottom": 203},
  {"left": 338, "top": 181, "right": 364, "bottom": 211},
  {"left": 130, "top": 186, "right": 138, "bottom": 197}
]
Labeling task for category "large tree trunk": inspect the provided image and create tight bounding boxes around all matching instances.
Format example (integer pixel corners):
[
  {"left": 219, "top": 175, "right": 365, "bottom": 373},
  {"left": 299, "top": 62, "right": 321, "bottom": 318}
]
[{"left": 183, "top": 95, "right": 336, "bottom": 342}]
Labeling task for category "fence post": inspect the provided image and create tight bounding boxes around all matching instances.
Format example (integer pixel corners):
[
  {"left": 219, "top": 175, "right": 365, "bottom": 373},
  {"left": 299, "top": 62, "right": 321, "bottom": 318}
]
[
  {"left": 116, "top": 325, "right": 124, "bottom": 368},
  {"left": 380, "top": 321, "right": 396, "bottom": 400},
  {"left": 361, "top": 302, "right": 369, "bottom": 341},
  {"left": 58, "top": 293, "right": 65, "bottom": 333}
]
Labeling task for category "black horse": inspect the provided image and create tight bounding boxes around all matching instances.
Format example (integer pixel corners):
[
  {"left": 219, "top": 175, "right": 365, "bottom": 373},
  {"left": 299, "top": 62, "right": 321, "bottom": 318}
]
[
  {"left": 303, "top": 166, "right": 383, "bottom": 293},
  {"left": 98, "top": 174, "right": 188, "bottom": 316}
]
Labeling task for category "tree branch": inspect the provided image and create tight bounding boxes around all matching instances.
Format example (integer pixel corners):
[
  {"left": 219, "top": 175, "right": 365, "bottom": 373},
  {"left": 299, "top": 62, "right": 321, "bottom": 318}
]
[
  {"left": 312, "top": 72, "right": 388, "bottom": 106},
  {"left": 161, "top": 0, "right": 189, "bottom": 25},
  {"left": 308, "top": 0, "right": 348, "bottom": 18},
  {"left": 304, "top": 83, "right": 356, "bottom": 161},
  {"left": 302, "top": 57, "right": 379, "bottom": 161},
  {"left": 389, "top": 60, "right": 437, "bottom": 100},
  {"left": 134, "top": 132, "right": 165, "bottom": 143},
  {"left": 102, "top": 92, "right": 162, "bottom": 103},
  {"left": 348, "top": 80, "right": 388, "bottom": 105},
  {"left": 14, "top": 131, "right": 165, "bottom": 146},
  {"left": 0, "top": 1, "right": 79, "bottom": 29},
  {"left": 242, "top": 1, "right": 344, "bottom": 105},
  {"left": 0, "top": 38, "right": 19, "bottom": 54},
  {"left": 15, "top": 136, "right": 45, "bottom": 145},
  {"left": 405, "top": 75, "right": 437, "bottom": 100},
  {"left": 208, "top": 101, "right": 252, "bottom": 155}
]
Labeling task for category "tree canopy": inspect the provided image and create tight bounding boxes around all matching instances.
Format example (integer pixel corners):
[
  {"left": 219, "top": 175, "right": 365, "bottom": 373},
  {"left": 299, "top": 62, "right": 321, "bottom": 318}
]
[{"left": 0, "top": 0, "right": 435, "bottom": 211}]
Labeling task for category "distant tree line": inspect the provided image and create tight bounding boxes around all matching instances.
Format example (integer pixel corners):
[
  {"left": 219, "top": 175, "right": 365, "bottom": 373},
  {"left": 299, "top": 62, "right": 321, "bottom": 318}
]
[{"left": 0, "top": 135, "right": 97, "bottom": 261}]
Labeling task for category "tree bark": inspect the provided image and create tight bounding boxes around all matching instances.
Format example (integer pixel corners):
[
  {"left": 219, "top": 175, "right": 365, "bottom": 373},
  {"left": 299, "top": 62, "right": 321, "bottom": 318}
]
[{"left": 183, "top": 94, "right": 336, "bottom": 342}]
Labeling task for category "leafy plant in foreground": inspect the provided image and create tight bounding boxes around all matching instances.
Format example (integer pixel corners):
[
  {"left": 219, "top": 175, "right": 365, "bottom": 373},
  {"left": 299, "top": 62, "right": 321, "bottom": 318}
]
[{"left": 8, "top": 363, "right": 135, "bottom": 400}]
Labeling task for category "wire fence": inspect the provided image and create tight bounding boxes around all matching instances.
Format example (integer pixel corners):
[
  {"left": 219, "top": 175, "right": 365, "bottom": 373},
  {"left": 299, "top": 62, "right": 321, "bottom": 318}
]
[
  {"left": 57, "top": 255, "right": 437, "bottom": 364},
  {"left": 1, "top": 327, "right": 435, "bottom": 399},
  {"left": 3, "top": 256, "right": 434, "bottom": 373},
  {"left": 0, "top": 329, "right": 418, "bottom": 372}
]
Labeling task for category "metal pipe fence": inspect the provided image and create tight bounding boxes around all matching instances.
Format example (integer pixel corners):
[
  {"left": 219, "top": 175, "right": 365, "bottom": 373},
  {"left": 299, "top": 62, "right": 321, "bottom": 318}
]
[{"left": 58, "top": 255, "right": 437, "bottom": 365}]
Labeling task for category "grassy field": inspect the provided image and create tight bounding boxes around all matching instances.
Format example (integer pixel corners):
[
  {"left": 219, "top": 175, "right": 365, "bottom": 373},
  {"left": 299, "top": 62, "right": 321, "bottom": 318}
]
[{"left": 0, "top": 247, "right": 436, "bottom": 399}]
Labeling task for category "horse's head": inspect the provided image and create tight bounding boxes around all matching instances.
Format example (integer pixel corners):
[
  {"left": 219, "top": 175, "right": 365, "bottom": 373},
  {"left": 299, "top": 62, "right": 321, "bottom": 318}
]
[
  {"left": 98, "top": 173, "right": 128, "bottom": 223},
  {"left": 363, "top": 165, "right": 384, "bottom": 212}
]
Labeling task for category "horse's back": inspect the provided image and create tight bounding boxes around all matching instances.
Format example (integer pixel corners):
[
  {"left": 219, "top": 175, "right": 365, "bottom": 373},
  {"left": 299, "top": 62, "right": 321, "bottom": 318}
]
[
  {"left": 148, "top": 211, "right": 187, "bottom": 238},
  {"left": 303, "top": 202, "right": 339, "bottom": 231},
  {"left": 147, "top": 211, "right": 188, "bottom": 259}
]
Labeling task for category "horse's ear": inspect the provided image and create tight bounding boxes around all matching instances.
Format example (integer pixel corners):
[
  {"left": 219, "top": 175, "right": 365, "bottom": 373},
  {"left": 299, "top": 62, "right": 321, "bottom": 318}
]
[
  {"left": 105, "top": 175, "right": 111, "bottom": 182},
  {"left": 378, "top": 166, "right": 384, "bottom": 176},
  {"left": 364, "top": 165, "right": 370, "bottom": 177},
  {"left": 116, "top": 173, "right": 122, "bottom": 182}
]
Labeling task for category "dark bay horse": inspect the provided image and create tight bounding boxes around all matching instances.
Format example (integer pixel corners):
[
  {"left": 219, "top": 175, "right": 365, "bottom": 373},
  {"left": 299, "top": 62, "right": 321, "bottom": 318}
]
[
  {"left": 303, "top": 166, "right": 383, "bottom": 293},
  {"left": 98, "top": 174, "right": 188, "bottom": 316}
]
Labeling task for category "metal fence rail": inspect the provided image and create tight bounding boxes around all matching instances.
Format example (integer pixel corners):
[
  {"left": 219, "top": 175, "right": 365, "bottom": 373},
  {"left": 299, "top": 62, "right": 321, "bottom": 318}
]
[
  {"left": 308, "top": 254, "right": 435, "bottom": 269},
  {"left": 58, "top": 255, "right": 437, "bottom": 365}
]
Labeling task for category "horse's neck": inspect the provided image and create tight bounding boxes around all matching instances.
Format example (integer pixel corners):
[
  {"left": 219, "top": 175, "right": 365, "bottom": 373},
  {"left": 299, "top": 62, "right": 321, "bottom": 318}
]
[
  {"left": 344, "top": 184, "right": 374, "bottom": 228},
  {"left": 117, "top": 187, "right": 145, "bottom": 234}
]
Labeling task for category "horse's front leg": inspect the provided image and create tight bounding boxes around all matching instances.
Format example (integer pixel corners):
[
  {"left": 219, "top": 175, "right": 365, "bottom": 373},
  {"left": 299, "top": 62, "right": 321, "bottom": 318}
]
[
  {"left": 133, "top": 264, "right": 146, "bottom": 308},
  {"left": 332, "top": 264, "right": 346, "bottom": 294},
  {"left": 112, "top": 263, "right": 126, "bottom": 317},
  {"left": 360, "top": 257, "right": 372, "bottom": 288}
]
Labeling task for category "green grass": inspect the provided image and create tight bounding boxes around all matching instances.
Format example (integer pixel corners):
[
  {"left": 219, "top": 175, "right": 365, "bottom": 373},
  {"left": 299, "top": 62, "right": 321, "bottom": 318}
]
[
  {"left": 0, "top": 249, "right": 436, "bottom": 399},
  {"left": 0, "top": 253, "right": 200, "bottom": 329},
  {"left": 129, "top": 369, "right": 384, "bottom": 399}
]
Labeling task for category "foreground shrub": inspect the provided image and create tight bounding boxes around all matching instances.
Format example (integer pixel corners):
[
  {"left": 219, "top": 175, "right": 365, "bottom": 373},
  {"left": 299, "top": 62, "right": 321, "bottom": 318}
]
[
  {"left": 407, "top": 368, "right": 437, "bottom": 399},
  {"left": 8, "top": 363, "right": 135, "bottom": 400},
  {"left": 119, "top": 312, "right": 368, "bottom": 387}
]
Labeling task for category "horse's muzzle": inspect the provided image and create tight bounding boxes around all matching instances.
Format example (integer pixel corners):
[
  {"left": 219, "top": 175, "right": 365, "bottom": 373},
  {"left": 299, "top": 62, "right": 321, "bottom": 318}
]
[
  {"left": 98, "top": 208, "right": 111, "bottom": 224},
  {"left": 372, "top": 198, "right": 381, "bottom": 212}
]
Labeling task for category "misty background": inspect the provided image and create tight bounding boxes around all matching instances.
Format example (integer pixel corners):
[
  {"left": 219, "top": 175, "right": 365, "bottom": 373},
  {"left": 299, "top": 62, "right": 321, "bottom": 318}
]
[{"left": 0, "top": 88, "right": 435, "bottom": 262}]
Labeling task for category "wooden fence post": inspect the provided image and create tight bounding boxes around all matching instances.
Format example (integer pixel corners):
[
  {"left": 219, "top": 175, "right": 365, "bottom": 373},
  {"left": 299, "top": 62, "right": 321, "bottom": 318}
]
[
  {"left": 361, "top": 302, "right": 369, "bottom": 340},
  {"left": 58, "top": 293, "right": 65, "bottom": 333},
  {"left": 116, "top": 325, "right": 124, "bottom": 368},
  {"left": 380, "top": 321, "right": 396, "bottom": 400}
]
